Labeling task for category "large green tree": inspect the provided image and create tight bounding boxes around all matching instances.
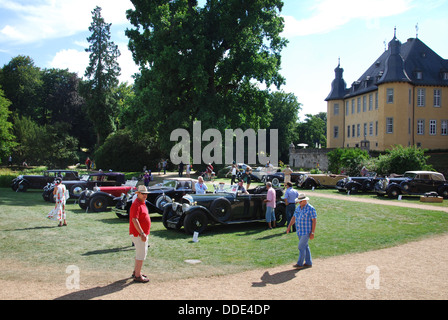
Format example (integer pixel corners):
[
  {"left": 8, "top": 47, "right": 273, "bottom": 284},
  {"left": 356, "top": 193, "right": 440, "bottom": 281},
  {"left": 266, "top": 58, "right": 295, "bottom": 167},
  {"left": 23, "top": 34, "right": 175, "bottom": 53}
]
[
  {"left": 84, "top": 6, "right": 121, "bottom": 146},
  {"left": 0, "top": 55, "right": 43, "bottom": 122},
  {"left": 126, "top": 0, "right": 288, "bottom": 154},
  {"left": 0, "top": 88, "right": 16, "bottom": 163}
]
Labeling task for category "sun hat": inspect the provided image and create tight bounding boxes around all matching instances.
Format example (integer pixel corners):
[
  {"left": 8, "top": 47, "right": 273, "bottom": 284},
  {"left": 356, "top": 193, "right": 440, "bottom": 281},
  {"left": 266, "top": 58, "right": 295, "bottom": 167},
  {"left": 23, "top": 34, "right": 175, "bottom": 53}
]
[
  {"left": 295, "top": 193, "right": 309, "bottom": 203},
  {"left": 136, "top": 185, "right": 150, "bottom": 194}
]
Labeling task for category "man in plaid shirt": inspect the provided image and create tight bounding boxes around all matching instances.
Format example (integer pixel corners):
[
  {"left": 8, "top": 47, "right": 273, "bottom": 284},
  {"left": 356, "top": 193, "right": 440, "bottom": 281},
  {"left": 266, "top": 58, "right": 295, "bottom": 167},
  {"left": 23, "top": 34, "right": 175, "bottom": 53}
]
[{"left": 287, "top": 193, "right": 317, "bottom": 269}]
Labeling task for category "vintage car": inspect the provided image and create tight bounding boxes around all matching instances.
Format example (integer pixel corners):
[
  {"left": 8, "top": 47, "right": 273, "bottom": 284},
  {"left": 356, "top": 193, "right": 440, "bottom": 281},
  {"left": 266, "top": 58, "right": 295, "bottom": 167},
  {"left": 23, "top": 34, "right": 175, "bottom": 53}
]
[
  {"left": 374, "top": 171, "right": 448, "bottom": 198},
  {"left": 78, "top": 181, "right": 138, "bottom": 212},
  {"left": 162, "top": 184, "right": 286, "bottom": 234},
  {"left": 11, "top": 170, "right": 79, "bottom": 192},
  {"left": 335, "top": 174, "right": 381, "bottom": 194},
  {"left": 296, "top": 173, "right": 348, "bottom": 189},
  {"left": 251, "top": 167, "right": 305, "bottom": 187},
  {"left": 42, "top": 171, "right": 126, "bottom": 201},
  {"left": 114, "top": 178, "right": 198, "bottom": 219}
]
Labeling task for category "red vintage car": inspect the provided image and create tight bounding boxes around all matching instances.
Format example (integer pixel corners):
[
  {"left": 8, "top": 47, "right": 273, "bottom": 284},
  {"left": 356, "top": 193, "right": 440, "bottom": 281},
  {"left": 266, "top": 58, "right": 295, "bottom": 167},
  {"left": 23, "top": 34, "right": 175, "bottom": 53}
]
[{"left": 78, "top": 182, "right": 138, "bottom": 212}]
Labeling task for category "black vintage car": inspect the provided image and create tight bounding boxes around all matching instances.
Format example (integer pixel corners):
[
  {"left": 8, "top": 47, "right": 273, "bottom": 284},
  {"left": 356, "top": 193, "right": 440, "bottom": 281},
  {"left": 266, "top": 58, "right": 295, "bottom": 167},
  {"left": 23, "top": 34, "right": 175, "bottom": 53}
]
[
  {"left": 42, "top": 171, "right": 126, "bottom": 201},
  {"left": 114, "top": 178, "right": 198, "bottom": 219},
  {"left": 162, "top": 184, "right": 286, "bottom": 234},
  {"left": 335, "top": 174, "right": 381, "bottom": 194},
  {"left": 11, "top": 170, "right": 79, "bottom": 192},
  {"left": 374, "top": 171, "right": 448, "bottom": 198}
]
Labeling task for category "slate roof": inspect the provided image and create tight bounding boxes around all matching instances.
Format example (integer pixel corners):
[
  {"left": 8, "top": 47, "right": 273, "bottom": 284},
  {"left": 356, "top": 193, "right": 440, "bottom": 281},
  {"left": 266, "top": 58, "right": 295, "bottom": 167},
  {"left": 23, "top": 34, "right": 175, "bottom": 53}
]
[{"left": 326, "top": 36, "right": 448, "bottom": 101}]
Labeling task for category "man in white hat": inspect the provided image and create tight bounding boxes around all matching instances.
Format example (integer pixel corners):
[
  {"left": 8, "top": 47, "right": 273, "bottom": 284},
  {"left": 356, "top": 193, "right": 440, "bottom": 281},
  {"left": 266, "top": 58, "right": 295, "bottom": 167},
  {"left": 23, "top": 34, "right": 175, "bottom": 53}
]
[
  {"left": 129, "top": 185, "right": 151, "bottom": 283},
  {"left": 286, "top": 193, "right": 317, "bottom": 269}
]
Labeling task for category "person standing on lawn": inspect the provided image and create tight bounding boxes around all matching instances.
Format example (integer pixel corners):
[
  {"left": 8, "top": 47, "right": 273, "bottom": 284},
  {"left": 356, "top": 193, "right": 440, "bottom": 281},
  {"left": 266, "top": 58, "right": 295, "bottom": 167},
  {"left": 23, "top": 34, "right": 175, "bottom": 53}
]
[
  {"left": 263, "top": 182, "right": 276, "bottom": 229},
  {"left": 129, "top": 185, "right": 151, "bottom": 283},
  {"left": 284, "top": 182, "right": 298, "bottom": 232},
  {"left": 286, "top": 193, "right": 317, "bottom": 269}
]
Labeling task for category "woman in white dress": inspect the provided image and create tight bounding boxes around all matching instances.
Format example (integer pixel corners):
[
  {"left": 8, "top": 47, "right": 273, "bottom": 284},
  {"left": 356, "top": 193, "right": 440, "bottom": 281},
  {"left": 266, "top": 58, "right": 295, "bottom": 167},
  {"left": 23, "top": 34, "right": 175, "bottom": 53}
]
[{"left": 51, "top": 178, "right": 67, "bottom": 226}]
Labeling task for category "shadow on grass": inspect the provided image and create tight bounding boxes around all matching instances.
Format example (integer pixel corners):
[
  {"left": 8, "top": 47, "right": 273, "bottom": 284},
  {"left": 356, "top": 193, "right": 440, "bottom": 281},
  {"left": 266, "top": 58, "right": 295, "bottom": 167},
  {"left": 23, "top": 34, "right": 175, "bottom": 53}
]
[{"left": 81, "top": 246, "right": 134, "bottom": 256}]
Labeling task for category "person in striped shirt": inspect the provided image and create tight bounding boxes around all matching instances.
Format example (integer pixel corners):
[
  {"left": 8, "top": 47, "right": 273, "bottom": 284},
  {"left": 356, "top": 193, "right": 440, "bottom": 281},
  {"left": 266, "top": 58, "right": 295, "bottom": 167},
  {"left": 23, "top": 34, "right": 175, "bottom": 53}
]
[{"left": 286, "top": 193, "right": 317, "bottom": 269}]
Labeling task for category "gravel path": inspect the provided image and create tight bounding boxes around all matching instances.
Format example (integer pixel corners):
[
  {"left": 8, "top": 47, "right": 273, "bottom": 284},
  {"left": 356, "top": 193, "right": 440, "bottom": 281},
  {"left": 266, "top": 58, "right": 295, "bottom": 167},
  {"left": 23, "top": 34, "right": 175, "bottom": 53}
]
[{"left": 1, "top": 188, "right": 447, "bottom": 300}]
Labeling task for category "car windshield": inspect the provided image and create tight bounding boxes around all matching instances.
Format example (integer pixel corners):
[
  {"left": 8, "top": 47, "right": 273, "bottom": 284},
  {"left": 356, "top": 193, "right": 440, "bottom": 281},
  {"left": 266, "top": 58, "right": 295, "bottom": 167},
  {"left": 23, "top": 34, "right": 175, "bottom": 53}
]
[
  {"left": 214, "top": 184, "right": 238, "bottom": 194},
  {"left": 403, "top": 172, "right": 417, "bottom": 179},
  {"left": 161, "top": 180, "right": 177, "bottom": 188}
]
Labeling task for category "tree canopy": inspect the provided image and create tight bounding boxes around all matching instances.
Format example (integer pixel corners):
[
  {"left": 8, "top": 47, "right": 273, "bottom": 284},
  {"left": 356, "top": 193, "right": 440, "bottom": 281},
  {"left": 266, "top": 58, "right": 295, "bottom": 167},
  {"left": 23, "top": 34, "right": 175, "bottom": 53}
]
[{"left": 126, "top": 0, "right": 288, "bottom": 154}]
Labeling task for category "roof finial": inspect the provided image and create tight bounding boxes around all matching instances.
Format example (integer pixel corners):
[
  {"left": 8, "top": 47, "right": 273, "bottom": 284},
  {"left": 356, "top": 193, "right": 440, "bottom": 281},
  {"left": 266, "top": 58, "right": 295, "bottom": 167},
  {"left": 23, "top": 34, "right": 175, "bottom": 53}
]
[
  {"left": 415, "top": 23, "right": 419, "bottom": 38},
  {"left": 394, "top": 26, "right": 397, "bottom": 38},
  {"left": 338, "top": 57, "right": 340, "bottom": 67}
]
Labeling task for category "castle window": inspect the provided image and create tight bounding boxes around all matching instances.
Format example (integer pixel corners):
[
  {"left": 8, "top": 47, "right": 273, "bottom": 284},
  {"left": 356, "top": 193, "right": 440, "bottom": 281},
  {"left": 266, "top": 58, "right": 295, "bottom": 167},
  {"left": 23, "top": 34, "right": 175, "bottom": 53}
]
[
  {"left": 430, "top": 120, "right": 437, "bottom": 135},
  {"left": 334, "top": 126, "right": 339, "bottom": 138},
  {"left": 334, "top": 103, "right": 339, "bottom": 115},
  {"left": 386, "top": 117, "right": 394, "bottom": 134},
  {"left": 441, "top": 120, "right": 448, "bottom": 135},
  {"left": 387, "top": 88, "right": 394, "bottom": 104},
  {"left": 417, "top": 119, "right": 425, "bottom": 135},
  {"left": 417, "top": 88, "right": 426, "bottom": 107},
  {"left": 433, "top": 89, "right": 441, "bottom": 107}
]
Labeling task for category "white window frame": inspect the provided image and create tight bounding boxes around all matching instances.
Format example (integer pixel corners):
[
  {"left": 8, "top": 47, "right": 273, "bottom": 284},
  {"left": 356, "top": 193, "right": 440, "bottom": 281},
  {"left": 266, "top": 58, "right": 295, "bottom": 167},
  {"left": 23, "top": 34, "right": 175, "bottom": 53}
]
[
  {"left": 429, "top": 120, "right": 437, "bottom": 135},
  {"left": 433, "top": 89, "right": 441, "bottom": 107},
  {"left": 386, "top": 117, "right": 393, "bottom": 134},
  {"left": 417, "top": 88, "right": 425, "bottom": 107},
  {"left": 417, "top": 119, "right": 425, "bottom": 135}
]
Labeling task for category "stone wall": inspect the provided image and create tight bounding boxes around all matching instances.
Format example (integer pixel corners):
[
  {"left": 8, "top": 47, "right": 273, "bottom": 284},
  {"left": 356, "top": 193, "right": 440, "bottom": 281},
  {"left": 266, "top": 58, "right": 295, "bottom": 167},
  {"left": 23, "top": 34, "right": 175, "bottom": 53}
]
[{"left": 288, "top": 147, "right": 336, "bottom": 171}]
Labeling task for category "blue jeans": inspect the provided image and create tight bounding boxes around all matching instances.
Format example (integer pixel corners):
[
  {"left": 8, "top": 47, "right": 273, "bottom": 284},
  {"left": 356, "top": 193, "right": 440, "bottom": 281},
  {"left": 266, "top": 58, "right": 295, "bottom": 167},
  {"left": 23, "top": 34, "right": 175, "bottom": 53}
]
[
  {"left": 297, "top": 234, "right": 312, "bottom": 266},
  {"left": 286, "top": 204, "right": 295, "bottom": 231}
]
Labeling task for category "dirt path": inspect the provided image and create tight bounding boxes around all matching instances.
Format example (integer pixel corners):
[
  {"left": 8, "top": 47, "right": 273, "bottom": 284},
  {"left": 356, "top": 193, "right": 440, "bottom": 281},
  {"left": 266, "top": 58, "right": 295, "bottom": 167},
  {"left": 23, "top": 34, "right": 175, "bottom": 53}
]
[
  {"left": 1, "top": 233, "right": 447, "bottom": 300},
  {"left": 1, "top": 184, "right": 447, "bottom": 300}
]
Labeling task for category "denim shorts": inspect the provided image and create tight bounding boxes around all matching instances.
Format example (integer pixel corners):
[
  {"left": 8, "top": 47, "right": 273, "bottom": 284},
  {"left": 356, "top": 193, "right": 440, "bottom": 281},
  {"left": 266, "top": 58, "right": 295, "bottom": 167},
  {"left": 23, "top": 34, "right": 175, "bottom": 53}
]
[{"left": 265, "top": 206, "right": 276, "bottom": 222}]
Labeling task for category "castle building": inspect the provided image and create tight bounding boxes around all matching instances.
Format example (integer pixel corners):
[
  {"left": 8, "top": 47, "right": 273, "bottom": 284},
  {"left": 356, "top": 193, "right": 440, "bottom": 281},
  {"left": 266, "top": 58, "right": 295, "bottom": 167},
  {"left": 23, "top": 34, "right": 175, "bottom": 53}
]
[{"left": 326, "top": 32, "right": 448, "bottom": 151}]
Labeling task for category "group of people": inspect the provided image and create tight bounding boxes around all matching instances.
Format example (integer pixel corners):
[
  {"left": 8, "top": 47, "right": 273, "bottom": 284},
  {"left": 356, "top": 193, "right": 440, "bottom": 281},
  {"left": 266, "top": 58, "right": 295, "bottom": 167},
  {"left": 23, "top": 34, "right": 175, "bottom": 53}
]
[{"left": 46, "top": 160, "right": 317, "bottom": 284}]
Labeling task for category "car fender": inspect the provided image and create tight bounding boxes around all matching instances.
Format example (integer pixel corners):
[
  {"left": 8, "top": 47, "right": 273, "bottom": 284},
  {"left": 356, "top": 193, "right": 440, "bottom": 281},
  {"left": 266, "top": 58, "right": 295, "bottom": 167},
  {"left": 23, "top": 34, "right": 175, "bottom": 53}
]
[{"left": 184, "top": 205, "right": 216, "bottom": 222}]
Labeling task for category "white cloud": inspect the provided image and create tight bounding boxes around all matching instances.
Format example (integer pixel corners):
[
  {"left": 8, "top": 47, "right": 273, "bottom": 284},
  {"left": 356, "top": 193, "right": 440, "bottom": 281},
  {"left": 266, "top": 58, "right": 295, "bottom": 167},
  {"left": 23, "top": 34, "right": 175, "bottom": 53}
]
[
  {"left": 49, "top": 49, "right": 89, "bottom": 77},
  {"left": 0, "top": 0, "right": 134, "bottom": 44},
  {"left": 282, "top": 0, "right": 413, "bottom": 37},
  {"left": 49, "top": 43, "right": 138, "bottom": 84}
]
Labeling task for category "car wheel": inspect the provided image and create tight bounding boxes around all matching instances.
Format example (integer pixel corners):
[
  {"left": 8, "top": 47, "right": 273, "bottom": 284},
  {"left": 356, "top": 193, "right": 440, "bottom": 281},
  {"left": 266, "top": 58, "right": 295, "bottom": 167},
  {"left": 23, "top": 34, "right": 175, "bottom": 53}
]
[
  {"left": 387, "top": 187, "right": 400, "bottom": 198},
  {"left": 17, "top": 182, "right": 28, "bottom": 192},
  {"left": 89, "top": 195, "right": 108, "bottom": 212},
  {"left": 348, "top": 184, "right": 359, "bottom": 194},
  {"left": 184, "top": 210, "right": 208, "bottom": 235},
  {"left": 115, "top": 207, "right": 130, "bottom": 219},
  {"left": 304, "top": 180, "right": 316, "bottom": 190},
  {"left": 78, "top": 192, "right": 88, "bottom": 210},
  {"left": 162, "top": 204, "right": 181, "bottom": 230},
  {"left": 155, "top": 194, "right": 172, "bottom": 211},
  {"left": 275, "top": 203, "right": 286, "bottom": 227},
  {"left": 438, "top": 187, "right": 448, "bottom": 199},
  {"left": 272, "top": 177, "right": 280, "bottom": 187},
  {"left": 209, "top": 198, "right": 232, "bottom": 222},
  {"left": 400, "top": 181, "right": 410, "bottom": 192},
  {"left": 362, "top": 180, "right": 373, "bottom": 191}
]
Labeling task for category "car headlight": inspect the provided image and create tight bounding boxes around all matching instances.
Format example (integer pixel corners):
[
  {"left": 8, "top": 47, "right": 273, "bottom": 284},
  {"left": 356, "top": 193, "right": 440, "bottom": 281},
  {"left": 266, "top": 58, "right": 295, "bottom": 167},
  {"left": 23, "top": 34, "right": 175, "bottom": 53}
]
[{"left": 73, "top": 187, "right": 83, "bottom": 196}]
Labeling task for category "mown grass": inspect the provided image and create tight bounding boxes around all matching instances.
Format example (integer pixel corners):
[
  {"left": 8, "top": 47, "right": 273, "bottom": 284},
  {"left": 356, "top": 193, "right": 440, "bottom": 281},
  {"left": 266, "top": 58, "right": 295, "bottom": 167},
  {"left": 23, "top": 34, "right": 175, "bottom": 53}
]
[{"left": 1, "top": 185, "right": 447, "bottom": 284}]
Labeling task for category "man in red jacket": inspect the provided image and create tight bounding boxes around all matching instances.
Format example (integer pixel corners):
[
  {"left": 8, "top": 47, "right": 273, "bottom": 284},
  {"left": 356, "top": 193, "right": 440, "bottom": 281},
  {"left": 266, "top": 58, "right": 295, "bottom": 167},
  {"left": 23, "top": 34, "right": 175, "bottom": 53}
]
[{"left": 129, "top": 185, "right": 151, "bottom": 283}]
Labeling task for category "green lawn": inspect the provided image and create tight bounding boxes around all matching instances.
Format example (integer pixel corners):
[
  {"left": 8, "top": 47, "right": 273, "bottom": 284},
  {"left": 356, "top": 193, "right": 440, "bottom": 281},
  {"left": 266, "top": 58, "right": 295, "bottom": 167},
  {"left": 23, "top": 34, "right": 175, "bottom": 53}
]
[{"left": 1, "top": 186, "right": 447, "bottom": 284}]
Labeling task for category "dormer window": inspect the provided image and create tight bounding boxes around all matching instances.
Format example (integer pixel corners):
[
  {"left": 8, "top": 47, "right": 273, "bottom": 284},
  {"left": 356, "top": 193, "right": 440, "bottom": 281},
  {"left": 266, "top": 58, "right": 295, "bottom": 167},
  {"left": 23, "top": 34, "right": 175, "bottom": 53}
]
[
  {"left": 443, "top": 72, "right": 448, "bottom": 80},
  {"left": 416, "top": 71, "right": 423, "bottom": 80}
]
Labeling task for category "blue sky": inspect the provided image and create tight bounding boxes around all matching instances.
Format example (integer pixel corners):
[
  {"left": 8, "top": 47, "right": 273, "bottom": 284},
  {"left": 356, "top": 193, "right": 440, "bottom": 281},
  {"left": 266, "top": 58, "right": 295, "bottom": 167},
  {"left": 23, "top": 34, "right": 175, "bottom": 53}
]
[{"left": 1, "top": 0, "right": 447, "bottom": 119}]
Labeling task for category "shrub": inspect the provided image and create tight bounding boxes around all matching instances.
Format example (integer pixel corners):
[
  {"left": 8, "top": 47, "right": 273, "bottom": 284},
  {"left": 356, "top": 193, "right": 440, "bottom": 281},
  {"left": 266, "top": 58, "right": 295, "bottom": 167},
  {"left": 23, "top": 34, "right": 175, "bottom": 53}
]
[{"left": 373, "top": 145, "right": 432, "bottom": 175}]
